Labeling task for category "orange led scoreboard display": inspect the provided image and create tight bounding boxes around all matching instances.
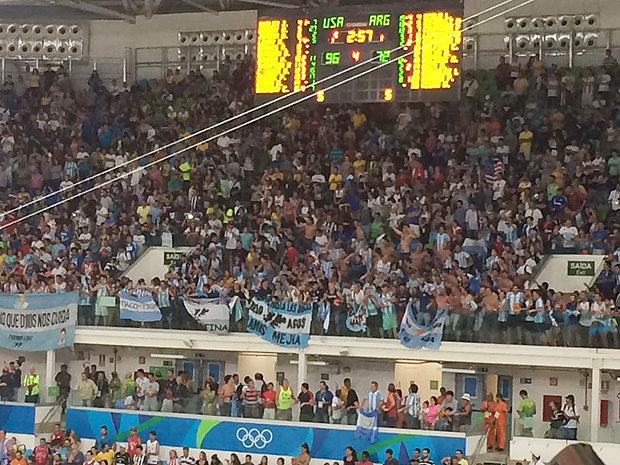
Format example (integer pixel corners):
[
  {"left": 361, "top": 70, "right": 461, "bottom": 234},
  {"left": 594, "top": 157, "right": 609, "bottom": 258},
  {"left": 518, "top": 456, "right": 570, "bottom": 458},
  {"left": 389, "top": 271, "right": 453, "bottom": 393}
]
[{"left": 255, "top": 1, "right": 463, "bottom": 103}]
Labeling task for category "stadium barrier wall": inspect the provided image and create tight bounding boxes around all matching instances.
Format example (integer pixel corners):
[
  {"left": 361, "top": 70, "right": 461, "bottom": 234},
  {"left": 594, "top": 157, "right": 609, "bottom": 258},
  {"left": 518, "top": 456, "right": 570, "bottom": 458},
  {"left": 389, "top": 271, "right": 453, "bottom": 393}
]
[
  {"left": 0, "top": 403, "right": 37, "bottom": 449},
  {"left": 66, "top": 407, "right": 466, "bottom": 464}
]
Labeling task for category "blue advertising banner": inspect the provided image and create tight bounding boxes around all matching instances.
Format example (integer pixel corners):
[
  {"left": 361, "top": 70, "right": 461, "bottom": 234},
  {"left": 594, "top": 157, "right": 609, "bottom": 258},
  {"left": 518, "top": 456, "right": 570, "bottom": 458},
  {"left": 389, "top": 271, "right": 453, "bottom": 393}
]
[
  {"left": 67, "top": 408, "right": 465, "bottom": 465},
  {"left": 0, "top": 292, "right": 77, "bottom": 351},
  {"left": 120, "top": 290, "right": 162, "bottom": 322},
  {"left": 398, "top": 304, "right": 448, "bottom": 350},
  {"left": 0, "top": 403, "right": 36, "bottom": 434},
  {"left": 246, "top": 298, "right": 311, "bottom": 348}
]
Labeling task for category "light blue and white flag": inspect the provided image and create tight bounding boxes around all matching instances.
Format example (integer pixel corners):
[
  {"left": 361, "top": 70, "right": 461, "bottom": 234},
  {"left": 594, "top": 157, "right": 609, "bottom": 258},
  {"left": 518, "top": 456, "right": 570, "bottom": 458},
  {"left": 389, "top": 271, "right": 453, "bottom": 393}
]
[
  {"left": 318, "top": 302, "right": 330, "bottom": 333},
  {"left": 0, "top": 292, "right": 78, "bottom": 351},
  {"left": 355, "top": 409, "right": 379, "bottom": 443},
  {"left": 246, "top": 298, "right": 312, "bottom": 348},
  {"left": 398, "top": 302, "right": 448, "bottom": 350},
  {"left": 120, "top": 290, "right": 162, "bottom": 322},
  {"left": 346, "top": 303, "right": 366, "bottom": 333}
]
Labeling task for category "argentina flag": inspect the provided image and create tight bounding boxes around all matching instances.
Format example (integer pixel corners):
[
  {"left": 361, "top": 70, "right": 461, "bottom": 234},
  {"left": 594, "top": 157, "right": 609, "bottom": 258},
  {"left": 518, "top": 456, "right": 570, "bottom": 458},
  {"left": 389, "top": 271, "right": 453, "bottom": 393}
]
[
  {"left": 119, "top": 289, "right": 162, "bottom": 322},
  {"left": 355, "top": 409, "right": 379, "bottom": 443}
]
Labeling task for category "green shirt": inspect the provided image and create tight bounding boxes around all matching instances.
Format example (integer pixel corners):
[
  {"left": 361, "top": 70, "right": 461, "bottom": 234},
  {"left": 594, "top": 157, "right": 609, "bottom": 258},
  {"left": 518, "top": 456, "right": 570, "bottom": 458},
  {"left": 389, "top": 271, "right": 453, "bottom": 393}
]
[
  {"left": 24, "top": 373, "right": 40, "bottom": 396},
  {"left": 547, "top": 183, "right": 559, "bottom": 200},
  {"left": 609, "top": 156, "right": 620, "bottom": 176},
  {"left": 518, "top": 397, "right": 536, "bottom": 418},
  {"left": 123, "top": 378, "right": 138, "bottom": 397}
]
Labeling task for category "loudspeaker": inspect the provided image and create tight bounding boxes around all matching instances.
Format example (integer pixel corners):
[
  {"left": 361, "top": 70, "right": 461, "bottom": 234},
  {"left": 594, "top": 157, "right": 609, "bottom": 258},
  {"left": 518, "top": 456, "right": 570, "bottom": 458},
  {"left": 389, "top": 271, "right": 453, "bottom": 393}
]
[{"left": 548, "top": 443, "right": 605, "bottom": 465}]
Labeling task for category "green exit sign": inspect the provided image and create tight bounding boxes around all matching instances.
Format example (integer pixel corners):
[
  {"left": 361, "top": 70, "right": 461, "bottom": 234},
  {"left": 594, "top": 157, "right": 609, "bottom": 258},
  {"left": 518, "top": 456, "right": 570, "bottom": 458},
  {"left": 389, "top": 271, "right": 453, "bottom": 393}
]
[{"left": 567, "top": 260, "right": 595, "bottom": 276}]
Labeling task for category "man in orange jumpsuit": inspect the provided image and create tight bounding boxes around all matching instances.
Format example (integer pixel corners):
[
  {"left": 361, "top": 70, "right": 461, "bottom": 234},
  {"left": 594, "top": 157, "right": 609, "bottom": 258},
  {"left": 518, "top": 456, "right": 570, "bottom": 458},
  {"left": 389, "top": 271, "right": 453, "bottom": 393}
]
[
  {"left": 481, "top": 393, "right": 496, "bottom": 450},
  {"left": 493, "top": 394, "right": 508, "bottom": 451}
]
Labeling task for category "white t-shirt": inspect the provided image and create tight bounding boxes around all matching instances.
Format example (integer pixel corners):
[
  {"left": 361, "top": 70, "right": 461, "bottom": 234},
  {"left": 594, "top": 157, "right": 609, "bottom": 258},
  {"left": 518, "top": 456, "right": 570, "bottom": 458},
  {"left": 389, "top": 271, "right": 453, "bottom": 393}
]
[
  {"left": 145, "top": 439, "right": 159, "bottom": 465},
  {"left": 563, "top": 404, "right": 579, "bottom": 429},
  {"left": 331, "top": 396, "right": 343, "bottom": 420}
]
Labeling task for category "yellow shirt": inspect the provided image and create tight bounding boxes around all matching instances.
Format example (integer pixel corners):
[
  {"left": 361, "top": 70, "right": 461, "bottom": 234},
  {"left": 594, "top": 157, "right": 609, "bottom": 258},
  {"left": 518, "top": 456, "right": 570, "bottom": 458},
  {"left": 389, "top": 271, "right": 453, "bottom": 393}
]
[
  {"left": 353, "top": 159, "right": 366, "bottom": 175},
  {"left": 95, "top": 450, "right": 115, "bottom": 464},
  {"left": 328, "top": 173, "right": 342, "bottom": 191},
  {"left": 137, "top": 205, "right": 151, "bottom": 224},
  {"left": 352, "top": 113, "right": 367, "bottom": 129},
  {"left": 532, "top": 59, "right": 544, "bottom": 76},
  {"left": 287, "top": 118, "right": 300, "bottom": 132},
  {"left": 519, "top": 130, "right": 533, "bottom": 152}
]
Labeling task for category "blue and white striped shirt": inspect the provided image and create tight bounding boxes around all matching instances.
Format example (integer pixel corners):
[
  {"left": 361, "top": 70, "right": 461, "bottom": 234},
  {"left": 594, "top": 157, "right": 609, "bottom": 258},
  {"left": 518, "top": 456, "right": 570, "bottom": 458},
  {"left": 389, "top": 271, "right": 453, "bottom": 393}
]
[{"left": 365, "top": 389, "right": 382, "bottom": 411}]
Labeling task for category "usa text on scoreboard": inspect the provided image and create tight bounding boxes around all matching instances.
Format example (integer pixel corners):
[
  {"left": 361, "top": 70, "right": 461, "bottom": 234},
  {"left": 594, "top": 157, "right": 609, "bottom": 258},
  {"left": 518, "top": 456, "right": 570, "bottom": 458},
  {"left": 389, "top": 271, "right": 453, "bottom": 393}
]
[{"left": 255, "top": 1, "right": 463, "bottom": 103}]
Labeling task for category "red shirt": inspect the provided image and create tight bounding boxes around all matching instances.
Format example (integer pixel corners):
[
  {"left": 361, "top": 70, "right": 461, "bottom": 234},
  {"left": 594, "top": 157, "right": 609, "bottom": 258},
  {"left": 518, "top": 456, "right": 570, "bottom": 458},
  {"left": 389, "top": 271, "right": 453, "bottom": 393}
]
[
  {"left": 127, "top": 435, "right": 140, "bottom": 457},
  {"left": 385, "top": 391, "right": 398, "bottom": 418},
  {"left": 262, "top": 390, "right": 276, "bottom": 409},
  {"left": 34, "top": 446, "right": 49, "bottom": 465}
]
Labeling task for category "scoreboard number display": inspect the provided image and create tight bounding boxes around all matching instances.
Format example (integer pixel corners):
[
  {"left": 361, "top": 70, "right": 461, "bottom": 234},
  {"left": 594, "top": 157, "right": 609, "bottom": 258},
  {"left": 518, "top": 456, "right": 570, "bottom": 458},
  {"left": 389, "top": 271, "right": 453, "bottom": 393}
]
[{"left": 255, "top": 1, "right": 463, "bottom": 103}]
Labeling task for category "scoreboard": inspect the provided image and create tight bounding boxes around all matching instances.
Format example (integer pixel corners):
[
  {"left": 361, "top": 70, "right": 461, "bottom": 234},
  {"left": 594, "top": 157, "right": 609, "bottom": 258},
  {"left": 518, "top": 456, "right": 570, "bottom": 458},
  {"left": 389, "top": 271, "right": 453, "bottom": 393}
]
[{"left": 255, "top": 1, "right": 463, "bottom": 103}]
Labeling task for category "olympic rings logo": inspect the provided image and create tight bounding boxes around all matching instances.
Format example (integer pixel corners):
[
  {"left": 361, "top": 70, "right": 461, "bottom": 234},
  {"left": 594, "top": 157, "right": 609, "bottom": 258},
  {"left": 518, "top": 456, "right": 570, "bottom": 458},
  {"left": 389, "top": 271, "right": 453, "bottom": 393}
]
[{"left": 235, "top": 427, "right": 274, "bottom": 449}]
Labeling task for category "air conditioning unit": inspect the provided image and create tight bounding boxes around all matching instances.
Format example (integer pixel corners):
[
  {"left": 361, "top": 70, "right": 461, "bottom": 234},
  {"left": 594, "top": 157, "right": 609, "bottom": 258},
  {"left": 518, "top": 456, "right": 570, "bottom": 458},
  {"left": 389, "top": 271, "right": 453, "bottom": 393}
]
[
  {"left": 222, "top": 32, "right": 234, "bottom": 44},
  {"left": 0, "top": 43, "right": 4, "bottom": 55},
  {"left": 45, "top": 25, "right": 56, "bottom": 36},
  {"left": 0, "top": 24, "right": 7, "bottom": 37},
  {"left": 5, "top": 41, "right": 18, "bottom": 57},
  {"left": 20, "top": 24, "right": 33, "bottom": 37},
  {"left": 515, "top": 34, "right": 533, "bottom": 51},
  {"left": 178, "top": 48, "right": 187, "bottom": 63},
  {"left": 516, "top": 17, "right": 530, "bottom": 31},
  {"left": 32, "top": 42, "right": 43, "bottom": 56},
  {"left": 531, "top": 17, "right": 544, "bottom": 31},
  {"left": 70, "top": 25, "right": 81, "bottom": 37},
  {"left": 43, "top": 41, "right": 57, "bottom": 57},
  {"left": 557, "top": 16, "right": 571, "bottom": 31},
  {"left": 462, "top": 36, "right": 475, "bottom": 53},
  {"left": 19, "top": 42, "right": 31, "bottom": 55},
  {"left": 584, "top": 14, "right": 599, "bottom": 30},
  {"left": 544, "top": 16, "right": 557, "bottom": 30},
  {"left": 57, "top": 25, "right": 69, "bottom": 37},
  {"left": 505, "top": 18, "right": 516, "bottom": 31},
  {"left": 211, "top": 32, "right": 223, "bottom": 45},
  {"left": 68, "top": 41, "right": 83, "bottom": 58},
  {"left": 6, "top": 24, "right": 18, "bottom": 36},
  {"left": 233, "top": 31, "right": 245, "bottom": 44},
  {"left": 584, "top": 32, "right": 599, "bottom": 47},
  {"left": 179, "top": 33, "right": 190, "bottom": 44},
  {"left": 57, "top": 42, "right": 69, "bottom": 57},
  {"left": 572, "top": 15, "right": 585, "bottom": 30},
  {"left": 245, "top": 30, "right": 256, "bottom": 43},
  {"left": 188, "top": 33, "right": 200, "bottom": 44},
  {"left": 32, "top": 25, "right": 44, "bottom": 38}
]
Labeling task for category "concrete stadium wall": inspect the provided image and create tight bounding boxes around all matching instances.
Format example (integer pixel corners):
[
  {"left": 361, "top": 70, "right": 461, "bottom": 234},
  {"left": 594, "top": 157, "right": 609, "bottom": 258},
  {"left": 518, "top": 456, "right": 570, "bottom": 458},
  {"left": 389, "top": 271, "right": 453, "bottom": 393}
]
[{"left": 88, "top": 11, "right": 258, "bottom": 59}]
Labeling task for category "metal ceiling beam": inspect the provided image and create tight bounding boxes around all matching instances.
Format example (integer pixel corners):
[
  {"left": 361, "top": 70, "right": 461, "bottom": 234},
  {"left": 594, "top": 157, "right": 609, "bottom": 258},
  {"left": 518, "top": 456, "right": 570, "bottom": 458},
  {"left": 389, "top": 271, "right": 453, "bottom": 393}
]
[
  {"left": 181, "top": 0, "right": 219, "bottom": 14},
  {"left": 237, "top": 0, "right": 299, "bottom": 8},
  {"left": 53, "top": 0, "right": 136, "bottom": 22}
]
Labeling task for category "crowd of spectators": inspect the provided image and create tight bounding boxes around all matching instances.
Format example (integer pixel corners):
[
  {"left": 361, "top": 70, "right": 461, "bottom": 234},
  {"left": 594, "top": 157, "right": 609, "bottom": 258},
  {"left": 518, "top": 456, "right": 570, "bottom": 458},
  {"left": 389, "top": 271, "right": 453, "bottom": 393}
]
[
  {"left": 1, "top": 49, "right": 620, "bottom": 348},
  {"left": 58, "top": 363, "right": 478, "bottom": 435},
  {"left": 0, "top": 425, "right": 470, "bottom": 465}
]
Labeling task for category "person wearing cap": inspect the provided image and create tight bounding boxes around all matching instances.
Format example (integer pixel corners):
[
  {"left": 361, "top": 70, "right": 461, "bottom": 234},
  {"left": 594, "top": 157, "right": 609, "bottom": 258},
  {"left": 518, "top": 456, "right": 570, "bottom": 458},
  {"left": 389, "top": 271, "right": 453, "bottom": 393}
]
[
  {"left": 113, "top": 445, "right": 131, "bottom": 465},
  {"left": 126, "top": 427, "right": 141, "bottom": 457},
  {"left": 453, "top": 394, "right": 472, "bottom": 432}
]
